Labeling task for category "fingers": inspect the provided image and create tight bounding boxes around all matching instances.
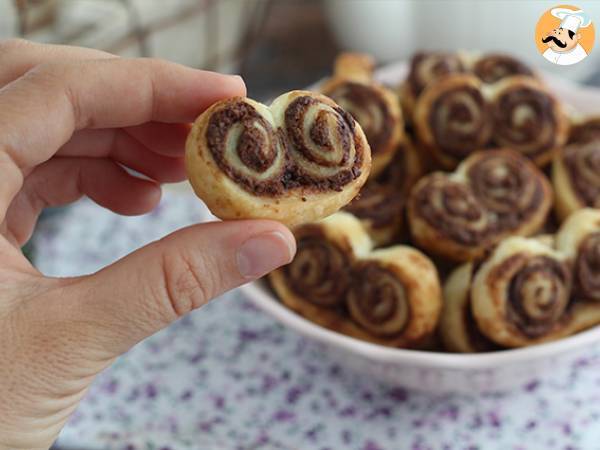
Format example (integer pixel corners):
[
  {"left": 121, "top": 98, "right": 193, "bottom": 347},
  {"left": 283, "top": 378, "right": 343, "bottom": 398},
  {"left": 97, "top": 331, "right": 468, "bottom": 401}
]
[
  {"left": 0, "top": 38, "right": 116, "bottom": 87},
  {"left": 5, "top": 158, "right": 161, "bottom": 244},
  {"left": 0, "top": 56, "right": 245, "bottom": 220},
  {"left": 58, "top": 129, "right": 186, "bottom": 182},
  {"left": 64, "top": 220, "right": 296, "bottom": 357},
  {"left": 124, "top": 122, "right": 191, "bottom": 157}
]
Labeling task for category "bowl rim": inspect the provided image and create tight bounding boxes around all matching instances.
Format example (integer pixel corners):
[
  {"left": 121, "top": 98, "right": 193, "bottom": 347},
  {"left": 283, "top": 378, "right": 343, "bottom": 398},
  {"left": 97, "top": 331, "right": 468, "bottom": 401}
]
[{"left": 242, "top": 280, "right": 600, "bottom": 370}]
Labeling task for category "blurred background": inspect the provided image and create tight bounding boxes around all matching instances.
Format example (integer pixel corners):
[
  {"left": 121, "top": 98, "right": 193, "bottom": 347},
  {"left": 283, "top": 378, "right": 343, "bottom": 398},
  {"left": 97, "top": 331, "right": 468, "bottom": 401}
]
[{"left": 2, "top": 0, "right": 600, "bottom": 105}]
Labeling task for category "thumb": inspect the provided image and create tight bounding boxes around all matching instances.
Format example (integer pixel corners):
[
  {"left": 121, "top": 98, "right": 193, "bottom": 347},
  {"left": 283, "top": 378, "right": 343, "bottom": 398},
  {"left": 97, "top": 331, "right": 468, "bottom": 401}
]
[{"left": 64, "top": 220, "right": 295, "bottom": 356}]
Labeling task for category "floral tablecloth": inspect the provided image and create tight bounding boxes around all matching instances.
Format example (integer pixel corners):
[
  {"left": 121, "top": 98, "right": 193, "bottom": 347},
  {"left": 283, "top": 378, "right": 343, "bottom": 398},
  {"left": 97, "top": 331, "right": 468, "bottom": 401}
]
[{"left": 32, "top": 191, "right": 600, "bottom": 450}]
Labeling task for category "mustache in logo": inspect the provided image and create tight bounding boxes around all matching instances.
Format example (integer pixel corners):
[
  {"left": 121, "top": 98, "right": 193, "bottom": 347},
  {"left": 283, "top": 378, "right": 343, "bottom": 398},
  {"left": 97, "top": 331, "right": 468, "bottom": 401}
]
[{"left": 542, "top": 35, "right": 567, "bottom": 48}]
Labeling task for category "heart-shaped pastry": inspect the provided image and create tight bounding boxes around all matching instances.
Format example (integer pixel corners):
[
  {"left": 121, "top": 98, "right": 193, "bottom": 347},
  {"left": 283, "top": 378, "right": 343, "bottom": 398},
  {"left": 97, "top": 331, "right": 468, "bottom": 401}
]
[
  {"left": 413, "top": 73, "right": 567, "bottom": 168},
  {"left": 407, "top": 149, "right": 552, "bottom": 262},
  {"left": 185, "top": 91, "right": 371, "bottom": 226},
  {"left": 442, "top": 209, "right": 600, "bottom": 350},
  {"left": 269, "top": 212, "right": 442, "bottom": 348}
]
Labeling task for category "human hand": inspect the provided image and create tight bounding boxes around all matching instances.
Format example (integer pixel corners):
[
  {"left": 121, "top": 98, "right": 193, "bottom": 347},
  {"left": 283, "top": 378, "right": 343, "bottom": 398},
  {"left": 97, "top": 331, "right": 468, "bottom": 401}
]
[{"left": 0, "top": 39, "right": 295, "bottom": 450}]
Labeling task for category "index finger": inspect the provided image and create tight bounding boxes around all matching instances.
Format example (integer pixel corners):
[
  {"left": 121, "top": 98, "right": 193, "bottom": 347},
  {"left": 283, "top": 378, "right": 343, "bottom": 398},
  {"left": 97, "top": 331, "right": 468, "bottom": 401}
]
[{"left": 0, "top": 57, "right": 246, "bottom": 220}]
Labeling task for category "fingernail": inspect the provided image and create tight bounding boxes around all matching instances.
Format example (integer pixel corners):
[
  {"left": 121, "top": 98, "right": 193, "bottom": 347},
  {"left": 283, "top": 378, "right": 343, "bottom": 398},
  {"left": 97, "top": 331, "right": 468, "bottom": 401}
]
[
  {"left": 237, "top": 231, "right": 294, "bottom": 279},
  {"left": 227, "top": 74, "right": 244, "bottom": 84}
]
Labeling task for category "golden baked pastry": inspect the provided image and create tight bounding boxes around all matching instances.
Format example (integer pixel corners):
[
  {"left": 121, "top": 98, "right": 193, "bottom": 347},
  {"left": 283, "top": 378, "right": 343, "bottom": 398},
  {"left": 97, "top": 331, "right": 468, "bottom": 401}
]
[
  {"left": 400, "top": 51, "right": 465, "bottom": 123},
  {"left": 489, "top": 76, "right": 569, "bottom": 167},
  {"left": 414, "top": 74, "right": 492, "bottom": 168},
  {"left": 440, "top": 263, "right": 500, "bottom": 353},
  {"left": 552, "top": 117, "right": 600, "bottom": 221},
  {"left": 185, "top": 91, "right": 372, "bottom": 226},
  {"left": 407, "top": 149, "right": 552, "bottom": 262},
  {"left": 321, "top": 53, "right": 404, "bottom": 177},
  {"left": 471, "top": 53, "right": 536, "bottom": 84},
  {"left": 555, "top": 208, "right": 600, "bottom": 303},
  {"left": 269, "top": 212, "right": 442, "bottom": 348},
  {"left": 471, "top": 230, "right": 600, "bottom": 348}
]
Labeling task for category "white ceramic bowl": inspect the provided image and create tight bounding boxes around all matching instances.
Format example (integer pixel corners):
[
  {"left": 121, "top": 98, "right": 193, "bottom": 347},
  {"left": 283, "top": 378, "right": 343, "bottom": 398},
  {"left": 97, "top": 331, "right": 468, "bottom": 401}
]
[{"left": 242, "top": 61, "right": 600, "bottom": 395}]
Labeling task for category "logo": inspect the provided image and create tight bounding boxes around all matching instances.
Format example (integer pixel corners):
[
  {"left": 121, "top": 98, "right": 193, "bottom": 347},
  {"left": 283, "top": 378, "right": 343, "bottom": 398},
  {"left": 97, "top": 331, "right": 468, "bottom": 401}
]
[{"left": 535, "top": 4, "right": 594, "bottom": 65}]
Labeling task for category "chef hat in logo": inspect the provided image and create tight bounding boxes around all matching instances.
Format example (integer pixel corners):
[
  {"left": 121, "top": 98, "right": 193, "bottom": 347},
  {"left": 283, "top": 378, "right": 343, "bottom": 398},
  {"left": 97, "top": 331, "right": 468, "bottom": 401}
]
[{"left": 551, "top": 8, "right": 592, "bottom": 33}]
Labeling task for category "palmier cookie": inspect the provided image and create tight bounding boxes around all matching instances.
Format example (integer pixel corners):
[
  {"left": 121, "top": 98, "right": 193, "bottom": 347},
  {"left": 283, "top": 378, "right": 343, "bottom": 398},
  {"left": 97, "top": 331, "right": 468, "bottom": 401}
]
[
  {"left": 553, "top": 138, "right": 600, "bottom": 220},
  {"left": 185, "top": 91, "right": 372, "bottom": 226},
  {"left": 414, "top": 74, "right": 492, "bottom": 168},
  {"left": 471, "top": 232, "right": 600, "bottom": 348},
  {"left": 321, "top": 53, "right": 404, "bottom": 177},
  {"left": 269, "top": 212, "right": 442, "bottom": 348},
  {"left": 555, "top": 208, "right": 600, "bottom": 303},
  {"left": 489, "top": 76, "right": 569, "bottom": 167},
  {"left": 407, "top": 149, "right": 552, "bottom": 262},
  {"left": 400, "top": 52, "right": 466, "bottom": 123},
  {"left": 470, "top": 53, "right": 536, "bottom": 84}
]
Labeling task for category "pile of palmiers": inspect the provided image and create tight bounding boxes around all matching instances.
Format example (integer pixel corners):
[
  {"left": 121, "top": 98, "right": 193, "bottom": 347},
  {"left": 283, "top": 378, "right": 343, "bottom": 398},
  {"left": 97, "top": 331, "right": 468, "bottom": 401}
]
[{"left": 269, "top": 51, "right": 600, "bottom": 352}]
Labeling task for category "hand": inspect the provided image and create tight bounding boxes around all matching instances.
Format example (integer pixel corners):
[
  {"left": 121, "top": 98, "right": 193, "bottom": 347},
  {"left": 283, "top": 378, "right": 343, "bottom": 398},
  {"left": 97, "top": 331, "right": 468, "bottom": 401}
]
[{"left": 0, "top": 39, "right": 296, "bottom": 450}]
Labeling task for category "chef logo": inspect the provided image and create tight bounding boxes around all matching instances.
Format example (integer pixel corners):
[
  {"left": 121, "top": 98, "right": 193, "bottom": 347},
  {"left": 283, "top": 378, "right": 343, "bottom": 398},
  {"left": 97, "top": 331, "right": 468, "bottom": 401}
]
[{"left": 535, "top": 5, "right": 594, "bottom": 65}]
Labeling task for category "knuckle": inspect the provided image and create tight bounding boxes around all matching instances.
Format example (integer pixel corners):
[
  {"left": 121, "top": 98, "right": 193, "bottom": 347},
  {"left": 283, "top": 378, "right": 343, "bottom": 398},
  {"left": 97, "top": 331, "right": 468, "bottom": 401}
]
[
  {"left": 141, "top": 57, "right": 170, "bottom": 70},
  {"left": 158, "top": 246, "right": 219, "bottom": 319},
  {"left": 0, "top": 38, "right": 30, "bottom": 55}
]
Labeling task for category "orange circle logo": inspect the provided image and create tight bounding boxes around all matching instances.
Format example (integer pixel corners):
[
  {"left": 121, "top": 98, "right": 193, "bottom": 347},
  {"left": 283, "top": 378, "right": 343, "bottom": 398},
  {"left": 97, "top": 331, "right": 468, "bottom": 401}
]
[{"left": 535, "top": 4, "right": 595, "bottom": 65}]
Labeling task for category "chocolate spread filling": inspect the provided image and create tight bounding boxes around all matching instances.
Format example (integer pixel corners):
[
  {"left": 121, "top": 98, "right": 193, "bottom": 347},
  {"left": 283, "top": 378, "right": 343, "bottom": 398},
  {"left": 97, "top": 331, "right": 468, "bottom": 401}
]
[
  {"left": 574, "top": 232, "right": 600, "bottom": 302},
  {"left": 569, "top": 119, "right": 600, "bottom": 144},
  {"left": 345, "top": 183, "right": 402, "bottom": 228},
  {"left": 428, "top": 86, "right": 490, "bottom": 158},
  {"left": 348, "top": 263, "right": 409, "bottom": 334},
  {"left": 325, "top": 82, "right": 394, "bottom": 155},
  {"left": 415, "top": 177, "right": 491, "bottom": 246},
  {"left": 285, "top": 228, "right": 350, "bottom": 307},
  {"left": 563, "top": 141, "right": 600, "bottom": 206},
  {"left": 473, "top": 55, "right": 534, "bottom": 84},
  {"left": 503, "top": 255, "right": 571, "bottom": 338},
  {"left": 206, "top": 102, "right": 285, "bottom": 195},
  {"left": 283, "top": 96, "right": 364, "bottom": 193},
  {"left": 408, "top": 52, "right": 465, "bottom": 96},
  {"left": 467, "top": 153, "right": 545, "bottom": 230},
  {"left": 345, "top": 150, "right": 407, "bottom": 228},
  {"left": 492, "top": 87, "right": 557, "bottom": 156},
  {"left": 205, "top": 97, "right": 364, "bottom": 196}
]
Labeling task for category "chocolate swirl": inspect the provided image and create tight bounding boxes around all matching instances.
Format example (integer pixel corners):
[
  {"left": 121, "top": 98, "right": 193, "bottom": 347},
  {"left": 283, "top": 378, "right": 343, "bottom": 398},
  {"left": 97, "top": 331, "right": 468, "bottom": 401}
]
[
  {"left": 324, "top": 82, "right": 394, "bottom": 156},
  {"left": 408, "top": 52, "right": 465, "bottom": 96},
  {"left": 504, "top": 255, "right": 571, "bottom": 338},
  {"left": 473, "top": 54, "right": 534, "bottom": 84},
  {"left": 344, "top": 182, "right": 401, "bottom": 229},
  {"left": 467, "top": 152, "right": 545, "bottom": 230},
  {"left": 285, "top": 229, "right": 351, "bottom": 307},
  {"left": 563, "top": 140, "right": 600, "bottom": 207},
  {"left": 345, "top": 149, "right": 408, "bottom": 229},
  {"left": 492, "top": 84, "right": 558, "bottom": 158},
  {"left": 427, "top": 84, "right": 491, "bottom": 159},
  {"left": 413, "top": 175, "right": 491, "bottom": 246},
  {"left": 206, "top": 96, "right": 365, "bottom": 197},
  {"left": 574, "top": 232, "right": 600, "bottom": 302},
  {"left": 206, "top": 101, "right": 287, "bottom": 195},
  {"left": 569, "top": 118, "right": 600, "bottom": 144},
  {"left": 346, "top": 262, "right": 410, "bottom": 336},
  {"left": 284, "top": 96, "right": 365, "bottom": 191}
]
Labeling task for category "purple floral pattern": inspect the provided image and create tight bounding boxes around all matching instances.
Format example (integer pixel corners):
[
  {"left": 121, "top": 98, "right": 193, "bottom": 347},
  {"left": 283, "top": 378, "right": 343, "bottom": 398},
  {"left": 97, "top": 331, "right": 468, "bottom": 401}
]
[{"left": 32, "top": 191, "right": 600, "bottom": 450}]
